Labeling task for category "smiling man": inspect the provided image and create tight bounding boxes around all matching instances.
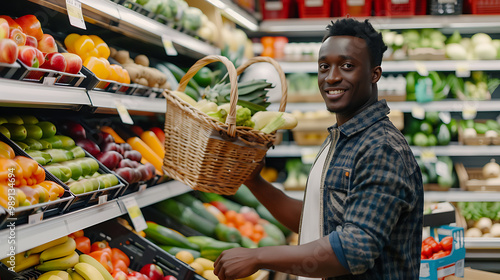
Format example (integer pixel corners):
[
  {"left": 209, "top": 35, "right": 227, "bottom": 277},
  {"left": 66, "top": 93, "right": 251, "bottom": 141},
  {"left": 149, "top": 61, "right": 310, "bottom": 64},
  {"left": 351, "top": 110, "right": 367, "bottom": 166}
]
[{"left": 214, "top": 18, "right": 424, "bottom": 279}]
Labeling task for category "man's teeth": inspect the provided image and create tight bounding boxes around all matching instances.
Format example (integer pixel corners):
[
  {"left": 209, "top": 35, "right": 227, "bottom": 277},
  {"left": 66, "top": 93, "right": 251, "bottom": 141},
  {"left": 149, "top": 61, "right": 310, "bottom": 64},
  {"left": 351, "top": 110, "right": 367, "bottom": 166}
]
[{"left": 328, "top": 90, "right": 345, "bottom": 95}]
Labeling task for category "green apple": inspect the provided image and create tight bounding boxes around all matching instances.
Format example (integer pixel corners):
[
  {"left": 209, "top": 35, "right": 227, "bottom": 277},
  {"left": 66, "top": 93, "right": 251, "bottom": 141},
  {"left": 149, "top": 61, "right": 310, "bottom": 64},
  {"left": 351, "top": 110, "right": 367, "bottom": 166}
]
[
  {"left": 24, "top": 124, "right": 43, "bottom": 140},
  {"left": 50, "top": 163, "right": 72, "bottom": 182},
  {"left": 14, "top": 141, "right": 29, "bottom": 151},
  {"left": 0, "top": 125, "right": 10, "bottom": 139},
  {"left": 70, "top": 146, "right": 86, "bottom": 158},
  {"left": 3, "top": 124, "right": 27, "bottom": 141},
  {"left": 21, "top": 138, "right": 43, "bottom": 150},
  {"left": 45, "top": 149, "right": 74, "bottom": 163},
  {"left": 78, "top": 179, "right": 95, "bottom": 192},
  {"left": 88, "top": 177, "right": 101, "bottom": 191},
  {"left": 4, "top": 115, "right": 23, "bottom": 125},
  {"left": 73, "top": 158, "right": 92, "bottom": 177},
  {"left": 41, "top": 136, "right": 63, "bottom": 149},
  {"left": 20, "top": 200, "right": 32, "bottom": 207},
  {"left": 97, "top": 175, "right": 112, "bottom": 189},
  {"left": 85, "top": 158, "right": 100, "bottom": 174},
  {"left": 105, "top": 174, "right": 120, "bottom": 186},
  {"left": 37, "top": 121, "right": 57, "bottom": 138},
  {"left": 21, "top": 115, "right": 39, "bottom": 125},
  {"left": 69, "top": 181, "right": 85, "bottom": 194},
  {"left": 44, "top": 165, "right": 62, "bottom": 180},
  {"left": 38, "top": 139, "right": 52, "bottom": 149},
  {"left": 62, "top": 160, "right": 83, "bottom": 181}
]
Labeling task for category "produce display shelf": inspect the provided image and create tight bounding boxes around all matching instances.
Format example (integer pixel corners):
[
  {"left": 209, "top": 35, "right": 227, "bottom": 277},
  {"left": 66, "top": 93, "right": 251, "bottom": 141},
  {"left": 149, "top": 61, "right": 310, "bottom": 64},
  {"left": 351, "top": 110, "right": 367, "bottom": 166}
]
[
  {"left": 208, "top": 0, "right": 259, "bottom": 31},
  {"left": 27, "top": 0, "right": 219, "bottom": 59},
  {"left": 0, "top": 180, "right": 191, "bottom": 259},
  {"left": 0, "top": 78, "right": 91, "bottom": 110},
  {"left": 270, "top": 100, "right": 500, "bottom": 114},
  {"left": 87, "top": 90, "right": 166, "bottom": 114},
  {"left": 278, "top": 60, "right": 500, "bottom": 74},
  {"left": 258, "top": 15, "right": 500, "bottom": 36}
]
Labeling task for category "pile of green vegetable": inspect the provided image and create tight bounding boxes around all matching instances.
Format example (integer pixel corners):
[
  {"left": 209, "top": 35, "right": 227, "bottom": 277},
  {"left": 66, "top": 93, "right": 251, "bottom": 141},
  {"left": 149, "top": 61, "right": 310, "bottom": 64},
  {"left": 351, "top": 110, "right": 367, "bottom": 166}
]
[
  {"left": 404, "top": 111, "right": 457, "bottom": 147},
  {"left": 416, "top": 155, "right": 457, "bottom": 188}
]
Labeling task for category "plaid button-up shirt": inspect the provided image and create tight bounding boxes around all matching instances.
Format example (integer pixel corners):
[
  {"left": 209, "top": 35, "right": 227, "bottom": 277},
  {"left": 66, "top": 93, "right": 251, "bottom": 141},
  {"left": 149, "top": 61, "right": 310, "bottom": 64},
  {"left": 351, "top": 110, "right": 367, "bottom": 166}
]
[{"left": 318, "top": 100, "right": 423, "bottom": 279}]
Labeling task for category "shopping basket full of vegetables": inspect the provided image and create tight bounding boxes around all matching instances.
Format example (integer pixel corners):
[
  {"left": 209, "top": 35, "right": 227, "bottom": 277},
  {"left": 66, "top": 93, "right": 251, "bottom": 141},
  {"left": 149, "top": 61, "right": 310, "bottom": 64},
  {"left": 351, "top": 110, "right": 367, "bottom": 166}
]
[{"left": 162, "top": 55, "right": 293, "bottom": 195}]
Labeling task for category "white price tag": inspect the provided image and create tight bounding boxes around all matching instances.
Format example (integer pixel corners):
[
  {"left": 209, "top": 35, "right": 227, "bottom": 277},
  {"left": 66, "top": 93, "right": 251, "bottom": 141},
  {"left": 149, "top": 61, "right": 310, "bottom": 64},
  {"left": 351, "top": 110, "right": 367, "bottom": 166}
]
[
  {"left": 65, "top": 0, "right": 87, "bottom": 30},
  {"left": 462, "top": 103, "right": 477, "bottom": 120},
  {"left": 301, "top": 148, "right": 319, "bottom": 165},
  {"left": 138, "top": 184, "right": 147, "bottom": 193},
  {"left": 121, "top": 197, "right": 147, "bottom": 232},
  {"left": 161, "top": 35, "right": 178, "bottom": 56},
  {"left": 455, "top": 62, "right": 470, "bottom": 78},
  {"left": 439, "top": 112, "right": 451, "bottom": 124},
  {"left": 28, "top": 212, "right": 43, "bottom": 225},
  {"left": 420, "top": 149, "right": 437, "bottom": 162},
  {"left": 43, "top": 77, "right": 57, "bottom": 85},
  {"left": 435, "top": 161, "right": 449, "bottom": 177},
  {"left": 305, "top": 0, "right": 323, "bottom": 7},
  {"left": 411, "top": 105, "right": 426, "bottom": 120},
  {"left": 415, "top": 62, "right": 428, "bottom": 77},
  {"left": 98, "top": 194, "right": 108, "bottom": 205},
  {"left": 114, "top": 99, "right": 134, "bottom": 125}
]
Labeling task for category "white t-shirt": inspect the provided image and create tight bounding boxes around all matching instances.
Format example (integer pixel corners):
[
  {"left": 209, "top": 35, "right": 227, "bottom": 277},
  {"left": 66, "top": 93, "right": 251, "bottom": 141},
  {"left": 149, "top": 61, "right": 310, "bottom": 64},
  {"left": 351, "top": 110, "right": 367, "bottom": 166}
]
[{"left": 298, "top": 142, "right": 331, "bottom": 280}]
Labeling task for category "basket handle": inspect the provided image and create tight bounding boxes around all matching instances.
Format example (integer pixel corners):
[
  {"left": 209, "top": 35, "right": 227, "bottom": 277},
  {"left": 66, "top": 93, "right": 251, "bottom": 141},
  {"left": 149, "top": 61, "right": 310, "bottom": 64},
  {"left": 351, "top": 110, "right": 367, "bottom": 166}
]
[
  {"left": 177, "top": 55, "right": 239, "bottom": 137},
  {"left": 236, "top": 56, "right": 288, "bottom": 113}
]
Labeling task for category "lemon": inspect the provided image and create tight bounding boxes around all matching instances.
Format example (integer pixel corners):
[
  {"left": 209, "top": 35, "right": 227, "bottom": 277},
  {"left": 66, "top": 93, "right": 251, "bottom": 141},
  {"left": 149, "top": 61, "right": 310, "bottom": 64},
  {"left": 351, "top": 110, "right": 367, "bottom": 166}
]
[
  {"left": 202, "top": 270, "right": 219, "bottom": 280},
  {"left": 189, "top": 262, "right": 204, "bottom": 275},
  {"left": 193, "top": 258, "right": 215, "bottom": 271},
  {"left": 175, "top": 250, "right": 194, "bottom": 264}
]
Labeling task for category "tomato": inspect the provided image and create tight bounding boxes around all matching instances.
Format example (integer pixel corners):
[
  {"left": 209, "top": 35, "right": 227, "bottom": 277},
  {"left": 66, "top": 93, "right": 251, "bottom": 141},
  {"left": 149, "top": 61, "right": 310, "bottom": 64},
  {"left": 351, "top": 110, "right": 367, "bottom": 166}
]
[
  {"left": 421, "top": 254, "right": 428, "bottom": 260},
  {"left": 75, "top": 236, "right": 91, "bottom": 254},
  {"left": 89, "top": 250, "right": 113, "bottom": 273},
  {"left": 423, "top": 236, "right": 437, "bottom": 245},
  {"left": 91, "top": 240, "right": 110, "bottom": 252},
  {"left": 430, "top": 251, "right": 448, "bottom": 260},
  {"left": 210, "top": 201, "right": 228, "bottom": 213},
  {"left": 430, "top": 242, "right": 442, "bottom": 254},
  {"left": 68, "top": 229, "right": 85, "bottom": 239},
  {"left": 111, "top": 248, "right": 130, "bottom": 267},
  {"left": 439, "top": 236, "right": 453, "bottom": 252},
  {"left": 421, "top": 244, "right": 433, "bottom": 258}
]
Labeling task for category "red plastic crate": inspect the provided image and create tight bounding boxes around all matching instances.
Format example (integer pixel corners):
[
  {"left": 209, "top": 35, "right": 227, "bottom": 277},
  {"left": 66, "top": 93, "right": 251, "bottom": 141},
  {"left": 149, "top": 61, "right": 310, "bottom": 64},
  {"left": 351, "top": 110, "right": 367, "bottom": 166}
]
[
  {"left": 339, "top": 0, "right": 373, "bottom": 16},
  {"left": 261, "top": 0, "right": 297, "bottom": 19},
  {"left": 416, "top": 0, "right": 427, "bottom": 14},
  {"left": 384, "top": 0, "right": 416, "bottom": 16},
  {"left": 466, "top": 0, "right": 500, "bottom": 14},
  {"left": 374, "top": 0, "right": 386, "bottom": 15},
  {"left": 298, "top": 0, "right": 332, "bottom": 18}
]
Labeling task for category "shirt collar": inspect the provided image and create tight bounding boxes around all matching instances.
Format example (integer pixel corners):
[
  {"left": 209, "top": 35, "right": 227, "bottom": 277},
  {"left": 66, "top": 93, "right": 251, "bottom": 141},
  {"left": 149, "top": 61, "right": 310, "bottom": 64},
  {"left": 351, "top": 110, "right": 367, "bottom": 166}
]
[{"left": 328, "top": 99, "right": 391, "bottom": 138}]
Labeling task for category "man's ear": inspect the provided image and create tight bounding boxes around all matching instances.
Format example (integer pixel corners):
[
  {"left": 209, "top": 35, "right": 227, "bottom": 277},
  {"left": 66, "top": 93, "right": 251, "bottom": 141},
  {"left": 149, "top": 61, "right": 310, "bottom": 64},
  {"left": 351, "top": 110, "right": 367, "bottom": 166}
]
[{"left": 372, "top": 66, "right": 382, "bottom": 83}]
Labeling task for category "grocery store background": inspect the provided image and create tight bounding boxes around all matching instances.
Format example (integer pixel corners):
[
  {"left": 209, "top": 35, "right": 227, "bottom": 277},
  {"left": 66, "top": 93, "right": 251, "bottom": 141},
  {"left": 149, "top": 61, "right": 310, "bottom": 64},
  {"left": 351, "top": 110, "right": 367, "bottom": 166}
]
[{"left": 1, "top": 0, "right": 500, "bottom": 279}]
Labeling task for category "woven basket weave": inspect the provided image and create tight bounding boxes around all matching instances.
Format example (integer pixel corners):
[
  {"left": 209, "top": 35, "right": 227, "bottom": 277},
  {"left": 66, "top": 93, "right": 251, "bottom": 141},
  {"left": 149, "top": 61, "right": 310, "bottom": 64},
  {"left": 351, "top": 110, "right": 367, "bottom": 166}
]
[{"left": 162, "top": 55, "right": 288, "bottom": 195}]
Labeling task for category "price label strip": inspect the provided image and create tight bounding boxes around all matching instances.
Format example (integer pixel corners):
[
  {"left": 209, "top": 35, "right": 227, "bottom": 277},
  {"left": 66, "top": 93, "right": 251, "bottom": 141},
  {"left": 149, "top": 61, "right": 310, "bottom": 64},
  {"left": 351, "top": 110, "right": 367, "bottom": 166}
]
[
  {"left": 462, "top": 103, "right": 477, "bottom": 120},
  {"left": 66, "top": 0, "right": 87, "bottom": 30},
  {"left": 121, "top": 197, "right": 147, "bottom": 232},
  {"left": 411, "top": 105, "right": 426, "bottom": 120},
  {"left": 28, "top": 212, "right": 44, "bottom": 225},
  {"left": 455, "top": 62, "right": 470, "bottom": 78},
  {"left": 162, "top": 35, "right": 178, "bottom": 56},
  {"left": 114, "top": 99, "right": 134, "bottom": 125},
  {"left": 415, "top": 61, "right": 429, "bottom": 77}
]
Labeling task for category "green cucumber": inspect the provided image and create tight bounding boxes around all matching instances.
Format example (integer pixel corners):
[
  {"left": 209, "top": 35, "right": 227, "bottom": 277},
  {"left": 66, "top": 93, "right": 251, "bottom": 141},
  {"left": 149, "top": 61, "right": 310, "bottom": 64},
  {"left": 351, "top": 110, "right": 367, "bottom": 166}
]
[
  {"left": 258, "top": 236, "right": 280, "bottom": 247},
  {"left": 175, "top": 193, "right": 219, "bottom": 224},
  {"left": 255, "top": 204, "right": 291, "bottom": 237},
  {"left": 200, "top": 240, "right": 240, "bottom": 261},
  {"left": 144, "top": 222, "right": 200, "bottom": 251},
  {"left": 186, "top": 236, "right": 218, "bottom": 248},
  {"left": 165, "top": 62, "right": 201, "bottom": 99},
  {"left": 262, "top": 223, "right": 286, "bottom": 245},
  {"left": 159, "top": 246, "right": 201, "bottom": 259},
  {"left": 215, "top": 223, "right": 242, "bottom": 244},
  {"left": 229, "top": 185, "right": 260, "bottom": 208},
  {"left": 240, "top": 236, "right": 257, "bottom": 249},
  {"left": 196, "top": 192, "right": 242, "bottom": 212},
  {"left": 155, "top": 199, "right": 217, "bottom": 237}
]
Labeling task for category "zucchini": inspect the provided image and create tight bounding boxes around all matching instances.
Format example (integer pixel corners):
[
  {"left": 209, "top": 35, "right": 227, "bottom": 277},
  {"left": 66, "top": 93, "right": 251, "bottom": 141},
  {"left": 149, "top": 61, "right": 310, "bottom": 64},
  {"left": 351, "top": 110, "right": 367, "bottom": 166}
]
[
  {"left": 258, "top": 236, "right": 281, "bottom": 247},
  {"left": 200, "top": 240, "right": 240, "bottom": 261},
  {"left": 143, "top": 222, "right": 200, "bottom": 251},
  {"left": 155, "top": 199, "right": 217, "bottom": 237},
  {"left": 164, "top": 62, "right": 201, "bottom": 99},
  {"left": 196, "top": 192, "right": 242, "bottom": 212},
  {"left": 175, "top": 193, "right": 220, "bottom": 224},
  {"left": 159, "top": 246, "right": 201, "bottom": 259},
  {"left": 262, "top": 223, "right": 286, "bottom": 245},
  {"left": 214, "top": 223, "right": 242, "bottom": 244},
  {"left": 229, "top": 185, "right": 260, "bottom": 208},
  {"left": 240, "top": 236, "right": 257, "bottom": 249},
  {"left": 186, "top": 236, "right": 218, "bottom": 248},
  {"left": 255, "top": 204, "right": 291, "bottom": 237}
]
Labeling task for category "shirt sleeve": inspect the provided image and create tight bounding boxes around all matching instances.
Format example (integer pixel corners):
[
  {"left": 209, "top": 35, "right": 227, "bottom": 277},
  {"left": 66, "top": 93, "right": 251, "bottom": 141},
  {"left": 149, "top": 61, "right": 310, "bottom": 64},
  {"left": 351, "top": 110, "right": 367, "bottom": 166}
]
[{"left": 329, "top": 231, "right": 350, "bottom": 272}]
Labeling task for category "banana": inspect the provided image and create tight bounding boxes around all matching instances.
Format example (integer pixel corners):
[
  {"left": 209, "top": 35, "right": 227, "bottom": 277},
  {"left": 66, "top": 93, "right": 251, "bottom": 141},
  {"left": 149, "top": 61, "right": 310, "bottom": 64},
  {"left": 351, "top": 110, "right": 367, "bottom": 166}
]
[
  {"left": 78, "top": 254, "right": 114, "bottom": 280},
  {"left": 38, "top": 271, "right": 72, "bottom": 280},
  {"left": 25, "top": 236, "right": 68, "bottom": 257},
  {"left": 47, "top": 276, "right": 64, "bottom": 280},
  {"left": 40, "top": 237, "right": 76, "bottom": 262},
  {"left": 35, "top": 251, "right": 79, "bottom": 271},
  {"left": 67, "top": 269, "right": 84, "bottom": 280},
  {"left": 74, "top": 263, "right": 105, "bottom": 280},
  {"left": 0, "top": 252, "right": 40, "bottom": 272}
]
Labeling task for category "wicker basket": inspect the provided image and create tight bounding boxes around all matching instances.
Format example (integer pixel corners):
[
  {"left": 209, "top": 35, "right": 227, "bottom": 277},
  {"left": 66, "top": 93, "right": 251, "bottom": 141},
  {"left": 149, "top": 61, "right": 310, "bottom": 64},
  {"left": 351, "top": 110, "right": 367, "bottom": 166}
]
[{"left": 162, "top": 55, "right": 287, "bottom": 195}]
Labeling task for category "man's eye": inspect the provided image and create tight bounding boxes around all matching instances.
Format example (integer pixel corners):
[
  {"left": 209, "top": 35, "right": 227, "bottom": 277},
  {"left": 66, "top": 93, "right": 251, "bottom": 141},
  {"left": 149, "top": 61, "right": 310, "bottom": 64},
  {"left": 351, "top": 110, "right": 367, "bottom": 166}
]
[
  {"left": 343, "top": 63, "right": 353, "bottom": 68},
  {"left": 319, "top": 64, "right": 329, "bottom": 70}
]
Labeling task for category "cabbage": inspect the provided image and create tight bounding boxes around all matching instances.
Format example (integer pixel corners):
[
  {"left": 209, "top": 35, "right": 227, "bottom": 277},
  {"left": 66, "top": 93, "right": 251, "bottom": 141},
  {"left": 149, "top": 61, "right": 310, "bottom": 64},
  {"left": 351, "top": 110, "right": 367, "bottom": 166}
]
[
  {"left": 181, "top": 7, "right": 202, "bottom": 32},
  {"left": 471, "top": 33, "right": 492, "bottom": 46},
  {"left": 445, "top": 43, "right": 467, "bottom": 60},
  {"left": 475, "top": 44, "right": 497, "bottom": 60}
]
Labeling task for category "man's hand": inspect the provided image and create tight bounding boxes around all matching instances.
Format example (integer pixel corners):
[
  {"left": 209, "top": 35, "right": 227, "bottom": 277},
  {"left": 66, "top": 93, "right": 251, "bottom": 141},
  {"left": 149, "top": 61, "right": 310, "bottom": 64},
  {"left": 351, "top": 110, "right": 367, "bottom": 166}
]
[
  {"left": 214, "top": 247, "right": 261, "bottom": 280},
  {"left": 244, "top": 159, "right": 266, "bottom": 187}
]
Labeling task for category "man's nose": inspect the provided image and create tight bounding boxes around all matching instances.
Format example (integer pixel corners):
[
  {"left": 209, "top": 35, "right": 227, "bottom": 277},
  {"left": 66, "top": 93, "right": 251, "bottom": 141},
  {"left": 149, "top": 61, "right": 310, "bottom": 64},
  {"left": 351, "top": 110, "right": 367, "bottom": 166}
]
[{"left": 325, "top": 67, "right": 341, "bottom": 84}]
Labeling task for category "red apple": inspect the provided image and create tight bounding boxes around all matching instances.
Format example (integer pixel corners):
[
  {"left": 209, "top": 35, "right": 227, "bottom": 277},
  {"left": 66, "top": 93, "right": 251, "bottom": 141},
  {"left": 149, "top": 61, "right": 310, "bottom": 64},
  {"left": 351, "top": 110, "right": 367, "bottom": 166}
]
[
  {"left": 140, "top": 264, "right": 164, "bottom": 280},
  {"left": 102, "top": 142, "right": 123, "bottom": 154},
  {"left": 137, "top": 164, "right": 153, "bottom": 181},
  {"left": 18, "top": 45, "right": 44, "bottom": 67},
  {"left": 128, "top": 272, "right": 150, "bottom": 280},
  {"left": 0, "top": 18, "right": 9, "bottom": 40},
  {"left": 60, "top": 52, "right": 82, "bottom": 74},
  {"left": 25, "top": 35, "right": 37, "bottom": 48},
  {"left": 118, "top": 158, "right": 139, "bottom": 169},
  {"left": 62, "top": 120, "right": 86, "bottom": 140},
  {"left": 124, "top": 150, "right": 142, "bottom": 162},
  {"left": 97, "top": 151, "right": 123, "bottom": 170},
  {"left": 144, "top": 163, "right": 156, "bottom": 177},
  {"left": 0, "top": 38, "right": 18, "bottom": 64},
  {"left": 76, "top": 138, "right": 101, "bottom": 157},
  {"left": 121, "top": 143, "right": 132, "bottom": 152},
  {"left": 41, "top": 52, "right": 67, "bottom": 72},
  {"left": 37, "top": 33, "right": 57, "bottom": 53},
  {"left": 95, "top": 131, "right": 115, "bottom": 146},
  {"left": 115, "top": 167, "right": 140, "bottom": 183},
  {"left": 163, "top": 276, "right": 177, "bottom": 280},
  {"left": 9, "top": 28, "right": 26, "bottom": 46},
  {"left": 14, "top": 15, "right": 43, "bottom": 41},
  {"left": 112, "top": 271, "right": 128, "bottom": 280}
]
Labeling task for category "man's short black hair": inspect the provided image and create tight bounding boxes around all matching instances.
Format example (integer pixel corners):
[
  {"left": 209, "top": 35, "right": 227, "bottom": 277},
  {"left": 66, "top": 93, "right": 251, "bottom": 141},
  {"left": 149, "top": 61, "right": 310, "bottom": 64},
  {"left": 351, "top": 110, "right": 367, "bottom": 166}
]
[{"left": 323, "top": 18, "right": 387, "bottom": 67}]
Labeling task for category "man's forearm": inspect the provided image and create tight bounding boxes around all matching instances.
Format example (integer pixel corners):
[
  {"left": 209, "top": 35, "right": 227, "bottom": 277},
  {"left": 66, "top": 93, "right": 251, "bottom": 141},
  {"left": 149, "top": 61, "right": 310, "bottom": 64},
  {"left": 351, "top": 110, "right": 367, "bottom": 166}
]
[{"left": 245, "top": 175, "right": 303, "bottom": 233}]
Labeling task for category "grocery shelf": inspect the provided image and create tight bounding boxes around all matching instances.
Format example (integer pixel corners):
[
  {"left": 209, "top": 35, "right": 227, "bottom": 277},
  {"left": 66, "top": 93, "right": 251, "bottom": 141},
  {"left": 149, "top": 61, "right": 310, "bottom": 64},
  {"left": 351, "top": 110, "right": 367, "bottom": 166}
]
[
  {"left": 205, "top": 0, "right": 258, "bottom": 31},
  {"left": 88, "top": 91, "right": 166, "bottom": 114},
  {"left": 278, "top": 60, "right": 500, "bottom": 74},
  {"left": 258, "top": 15, "right": 500, "bottom": 37},
  {"left": 271, "top": 100, "right": 500, "bottom": 113},
  {"left": 0, "top": 79, "right": 91, "bottom": 110},
  {"left": 268, "top": 143, "right": 500, "bottom": 158},
  {"left": 0, "top": 180, "right": 191, "bottom": 259}
]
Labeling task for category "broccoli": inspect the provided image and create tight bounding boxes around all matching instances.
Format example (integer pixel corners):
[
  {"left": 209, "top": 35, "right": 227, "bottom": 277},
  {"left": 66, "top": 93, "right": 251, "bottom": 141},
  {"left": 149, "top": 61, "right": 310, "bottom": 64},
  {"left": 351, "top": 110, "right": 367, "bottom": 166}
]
[
  {"left": 207, "top": 109, "right": 227, "bottom": 123},
  {"left": 236, "top": 107, "right": 252, "bottom": 126},
  {"left": 241, "top": 119, "right": 255, "bottom": 128}
]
